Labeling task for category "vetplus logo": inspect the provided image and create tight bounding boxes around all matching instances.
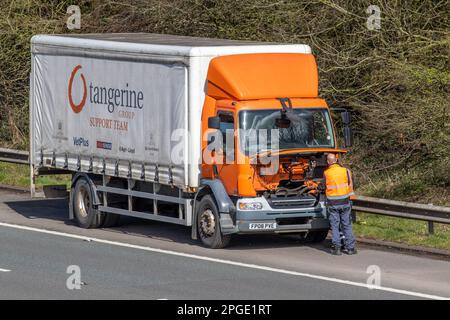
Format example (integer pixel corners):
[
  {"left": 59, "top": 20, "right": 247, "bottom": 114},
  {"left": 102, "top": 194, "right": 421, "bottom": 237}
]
[
  {"left": 73, "top": 136, "right": 89, "bottom": 147},
  {"left": 67, "top": 65, "right": 144, "bottom": 114}
]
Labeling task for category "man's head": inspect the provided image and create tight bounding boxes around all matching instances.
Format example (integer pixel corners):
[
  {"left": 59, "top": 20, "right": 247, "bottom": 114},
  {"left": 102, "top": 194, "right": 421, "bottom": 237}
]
[{"left": 327, "top": 153, "right": 338, "bottom": 166}]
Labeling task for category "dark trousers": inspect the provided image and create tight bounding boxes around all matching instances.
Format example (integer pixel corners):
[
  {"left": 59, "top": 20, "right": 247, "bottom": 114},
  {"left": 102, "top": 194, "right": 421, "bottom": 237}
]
[{"left": 328, "top": 202, "right": 356, "bottom": 249}]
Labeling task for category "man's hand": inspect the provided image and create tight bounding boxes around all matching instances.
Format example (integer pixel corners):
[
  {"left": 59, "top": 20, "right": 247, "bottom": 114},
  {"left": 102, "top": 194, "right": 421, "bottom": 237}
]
[{"left": 317, "top": 182, "right": 326, "bottom": 192}]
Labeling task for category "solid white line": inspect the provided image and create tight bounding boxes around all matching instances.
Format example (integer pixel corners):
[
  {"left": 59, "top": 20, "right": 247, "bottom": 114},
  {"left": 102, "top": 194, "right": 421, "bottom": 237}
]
[
  {"left": 0, "top": 221, "right": 447, "bottom": 300},
  {"left": 0, "top": 268, "right": 11, "bottom": 272}
]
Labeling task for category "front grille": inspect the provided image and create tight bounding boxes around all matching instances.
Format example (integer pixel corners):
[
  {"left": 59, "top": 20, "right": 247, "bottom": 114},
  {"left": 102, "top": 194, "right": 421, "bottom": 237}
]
[{"left": 267, "top": 195, "right": 318, "bottom": 209}]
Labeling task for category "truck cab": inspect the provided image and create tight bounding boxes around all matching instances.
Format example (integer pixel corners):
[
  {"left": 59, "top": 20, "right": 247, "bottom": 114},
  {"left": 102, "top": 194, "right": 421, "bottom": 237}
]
[{"left": 196, "top": 53, "right": 352, "bottom": 247}]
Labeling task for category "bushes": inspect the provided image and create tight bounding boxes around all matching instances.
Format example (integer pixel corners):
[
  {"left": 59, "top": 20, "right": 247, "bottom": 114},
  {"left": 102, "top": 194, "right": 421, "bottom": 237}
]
[{"left": 0, "top": 0, "right": 448, "bottom": 202}]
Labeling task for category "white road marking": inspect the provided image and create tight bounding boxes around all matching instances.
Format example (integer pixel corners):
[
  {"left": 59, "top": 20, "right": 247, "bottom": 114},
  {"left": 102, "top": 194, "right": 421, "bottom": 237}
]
[
  {"left": 0, "top": 221, "right": 448, "bottom": 300},
  {"left": 0, "top": 268, "right": 11, "bottom": 272}
]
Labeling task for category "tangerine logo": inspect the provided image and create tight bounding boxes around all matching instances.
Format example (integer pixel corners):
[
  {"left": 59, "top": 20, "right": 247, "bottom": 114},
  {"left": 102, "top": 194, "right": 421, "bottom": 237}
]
[{"left": 68, "top": 65, "right": 87, "bottom": 113}]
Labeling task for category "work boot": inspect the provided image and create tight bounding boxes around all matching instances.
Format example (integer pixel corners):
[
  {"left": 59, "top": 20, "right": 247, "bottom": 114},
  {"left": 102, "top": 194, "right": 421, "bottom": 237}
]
[
  {"left": 330, "top": 245, "right": 341, "bottom": 256},
  {"left": 343, "top": 248, "right": 357, "bottom": 255}
]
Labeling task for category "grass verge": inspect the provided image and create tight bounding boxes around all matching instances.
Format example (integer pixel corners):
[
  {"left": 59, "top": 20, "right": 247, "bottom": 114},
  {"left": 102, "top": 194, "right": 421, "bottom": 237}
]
[
  {"left": 353, "top": 212, "right": 450, "bottom": 251},
  {"left": 0, "top": 162, "right": 70, "bottom": 190}
]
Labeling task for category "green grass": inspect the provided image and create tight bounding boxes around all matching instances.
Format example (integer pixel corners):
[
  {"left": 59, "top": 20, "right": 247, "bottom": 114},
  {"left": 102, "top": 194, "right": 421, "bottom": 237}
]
[
  {"left": 355, "top": 166, "right": 450, "bottom": 207},
  {"left": 353, "top": 212, "right": 450, "bottom": 251},
  {"left": 0, "top": 162, "right": 70, "bottom": 189}
]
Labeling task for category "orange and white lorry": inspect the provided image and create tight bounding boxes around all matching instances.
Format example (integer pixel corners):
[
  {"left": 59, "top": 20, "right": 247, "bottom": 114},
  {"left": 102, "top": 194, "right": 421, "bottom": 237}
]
[{"left": 30, "top": 33, "right": 352, "bottom": 248}]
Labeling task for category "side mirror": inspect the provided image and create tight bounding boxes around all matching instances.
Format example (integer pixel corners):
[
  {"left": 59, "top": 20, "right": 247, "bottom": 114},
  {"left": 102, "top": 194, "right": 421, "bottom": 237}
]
[
  {"left": 207, "top": 134, "right": 215, "bottom": 147},
  {"left": 341, "top": 111, "right": 351, "bottom": 125},
  {"left": 331, "top": 108, "right": 353, "bottom": 148},
  {"left": 343, "top": 125, "right": 353, "bottom": 148},
  {"left": 208, "top": 116, "right": 220, "bottom": 129}
]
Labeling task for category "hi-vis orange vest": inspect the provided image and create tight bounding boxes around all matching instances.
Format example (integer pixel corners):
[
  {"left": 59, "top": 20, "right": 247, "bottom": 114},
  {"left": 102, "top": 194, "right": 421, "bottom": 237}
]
[{"left": 324, "top": 164, "right": 355, "bottom": 201}]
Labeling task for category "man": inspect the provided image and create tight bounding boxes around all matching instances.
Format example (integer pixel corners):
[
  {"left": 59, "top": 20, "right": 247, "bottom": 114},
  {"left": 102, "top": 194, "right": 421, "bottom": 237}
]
[{"left": 323, "top": 153, "right": 357, "bottom": 255}]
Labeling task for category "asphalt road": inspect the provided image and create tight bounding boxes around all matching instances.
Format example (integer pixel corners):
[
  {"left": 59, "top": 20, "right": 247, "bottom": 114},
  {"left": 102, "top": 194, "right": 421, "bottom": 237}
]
[{"left": 0, "top": 188, "right": 449, "bottom": 300}]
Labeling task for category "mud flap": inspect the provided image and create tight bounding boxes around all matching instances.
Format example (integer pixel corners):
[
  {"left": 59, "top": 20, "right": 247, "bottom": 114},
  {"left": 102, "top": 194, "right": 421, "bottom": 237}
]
[
  {"left": 69, "top": 185, "right": 74, "bottom": 220},
  {"left": 220, "top": 213, "right": 238, "bottom": 235}
]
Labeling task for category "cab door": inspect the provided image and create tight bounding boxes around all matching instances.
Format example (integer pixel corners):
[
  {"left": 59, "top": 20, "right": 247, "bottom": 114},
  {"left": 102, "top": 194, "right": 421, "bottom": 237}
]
[{"left": 215, "top": 110, "right": 238, "bottom": 196}]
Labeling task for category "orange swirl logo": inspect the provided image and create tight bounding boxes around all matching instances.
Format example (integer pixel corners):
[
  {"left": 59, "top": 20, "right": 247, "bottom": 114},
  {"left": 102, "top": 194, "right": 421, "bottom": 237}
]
[{"left": 68, "top": 65, "right": 87, "bottom": 113}]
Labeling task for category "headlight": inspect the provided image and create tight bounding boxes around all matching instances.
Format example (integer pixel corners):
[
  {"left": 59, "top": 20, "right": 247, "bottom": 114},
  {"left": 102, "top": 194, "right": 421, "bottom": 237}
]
[{"left": 239, "top": 202, "right": 263, "bottom": 210}]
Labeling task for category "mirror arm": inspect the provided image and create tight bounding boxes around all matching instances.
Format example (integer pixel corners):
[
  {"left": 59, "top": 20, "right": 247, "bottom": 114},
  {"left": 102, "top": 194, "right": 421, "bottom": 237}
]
[{"left": 330, "top": 107, "right": 347, "bottom": 112}]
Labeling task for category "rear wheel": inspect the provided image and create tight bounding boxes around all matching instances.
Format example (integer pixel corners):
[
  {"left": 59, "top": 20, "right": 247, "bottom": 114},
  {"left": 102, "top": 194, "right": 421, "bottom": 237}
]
[
  {"left": 102, "top": 212, "right": 121, "bottom": 228},
  {"left": 303, "top": 230, "right": 329, "bottom": 243},
  {"left": 98, "top": 192, "right": 121, "bottom": 228},
  {"left": 196, "top": 195, "right": 231, "bottom": 249},
  {"left": 73, "top": 177, "right": 104, "bottom": 228}
]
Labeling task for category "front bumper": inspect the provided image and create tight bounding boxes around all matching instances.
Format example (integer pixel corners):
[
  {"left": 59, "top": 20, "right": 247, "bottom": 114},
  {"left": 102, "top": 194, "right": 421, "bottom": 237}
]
[{"left": 220, "top": 196, "right": 330, "bottom": 235}]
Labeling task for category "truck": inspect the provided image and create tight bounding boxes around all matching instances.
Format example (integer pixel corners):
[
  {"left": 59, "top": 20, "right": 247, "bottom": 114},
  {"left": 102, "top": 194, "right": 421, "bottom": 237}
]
[{"left": 30, "top": 33, "right": 352, "bottom": 248}]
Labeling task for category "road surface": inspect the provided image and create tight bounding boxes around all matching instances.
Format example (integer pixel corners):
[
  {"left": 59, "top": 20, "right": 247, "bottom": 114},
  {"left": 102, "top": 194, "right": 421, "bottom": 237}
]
[{"left": 0, "top": 188, "right": 449, "bottom": 299}]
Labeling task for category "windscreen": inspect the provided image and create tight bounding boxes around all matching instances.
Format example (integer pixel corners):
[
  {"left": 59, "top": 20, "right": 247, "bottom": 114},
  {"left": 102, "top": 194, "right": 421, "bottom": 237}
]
[{"left": 238, "top": 108, "right": 334, "bottom": 154}]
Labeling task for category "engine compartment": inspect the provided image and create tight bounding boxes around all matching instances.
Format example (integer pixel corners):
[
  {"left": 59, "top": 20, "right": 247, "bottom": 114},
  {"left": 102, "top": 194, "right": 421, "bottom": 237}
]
[{"left": 255, "top": 153, "right": 328, "bottom": 206}]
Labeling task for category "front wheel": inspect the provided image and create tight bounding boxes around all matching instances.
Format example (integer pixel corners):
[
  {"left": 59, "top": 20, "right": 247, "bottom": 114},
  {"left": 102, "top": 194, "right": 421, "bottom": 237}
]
[
  {"left": 303, "top": 230, "right": 329, "bottom": 243},
  {"left": 196, "top": 195, "right": 231, "bottom": 249}
]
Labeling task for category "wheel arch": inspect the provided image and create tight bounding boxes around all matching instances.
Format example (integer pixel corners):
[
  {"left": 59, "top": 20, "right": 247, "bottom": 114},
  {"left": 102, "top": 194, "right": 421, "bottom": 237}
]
[{"left": 191, "top": 179, "right": 236, "bottom": 240}]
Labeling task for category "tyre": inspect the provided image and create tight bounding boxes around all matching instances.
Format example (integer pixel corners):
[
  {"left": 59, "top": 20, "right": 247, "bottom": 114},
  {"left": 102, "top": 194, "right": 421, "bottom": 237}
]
[
  {"left": 72, "top": 177, "right": 104, "bottom": 228},
  {"left": 196, "top": 195, "right": 231, "bottom": 249},
  {"left": 98, "top": 192, "right": 121, "bottom": 228},
  {"left": 303, "top": 230, "right": 329, "bottom": 243}
]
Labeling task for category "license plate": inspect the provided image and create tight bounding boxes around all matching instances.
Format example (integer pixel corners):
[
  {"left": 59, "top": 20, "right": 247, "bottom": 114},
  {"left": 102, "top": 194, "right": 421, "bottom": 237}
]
[{"left": 249, "top": 223, "right": 277, "bottom": 230}]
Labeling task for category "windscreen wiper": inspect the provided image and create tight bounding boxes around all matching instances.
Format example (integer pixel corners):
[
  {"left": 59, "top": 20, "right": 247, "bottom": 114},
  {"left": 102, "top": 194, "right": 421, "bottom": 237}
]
[{"left": 277, "top": 97, "right": 292, "bottom": 115}]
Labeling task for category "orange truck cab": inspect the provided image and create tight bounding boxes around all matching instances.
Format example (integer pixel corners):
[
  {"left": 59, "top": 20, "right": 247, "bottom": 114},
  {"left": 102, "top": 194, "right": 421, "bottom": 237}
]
[{"left": 197, "top": 53, "right": 352, "bottom": 247}]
